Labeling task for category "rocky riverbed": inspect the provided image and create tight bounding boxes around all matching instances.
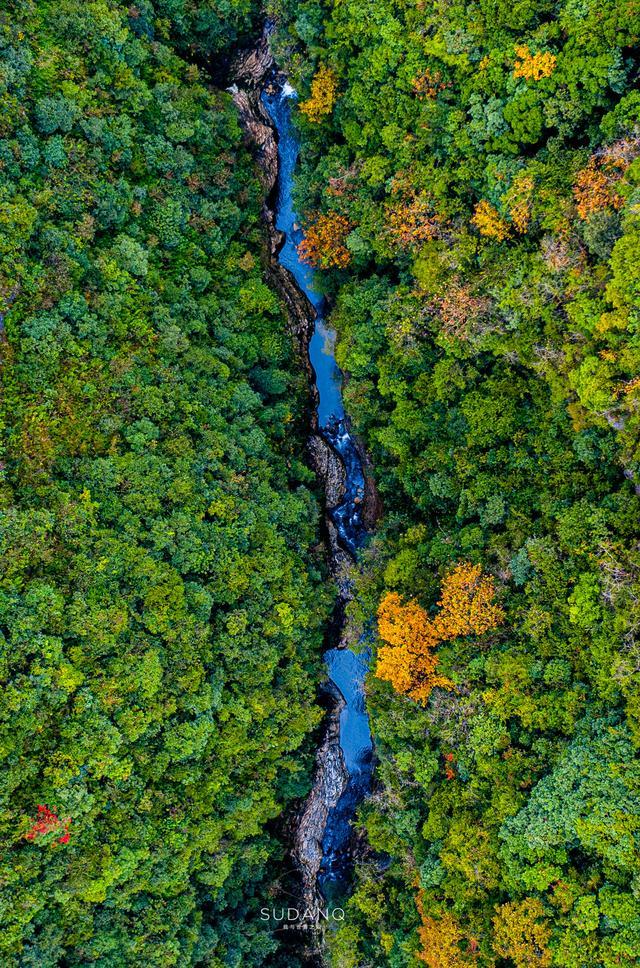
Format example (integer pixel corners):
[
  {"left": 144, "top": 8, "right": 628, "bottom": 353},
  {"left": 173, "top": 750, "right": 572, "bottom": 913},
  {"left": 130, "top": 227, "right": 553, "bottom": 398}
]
[{"left": 228, "top": 28, "right": 380, "bottom": 955}]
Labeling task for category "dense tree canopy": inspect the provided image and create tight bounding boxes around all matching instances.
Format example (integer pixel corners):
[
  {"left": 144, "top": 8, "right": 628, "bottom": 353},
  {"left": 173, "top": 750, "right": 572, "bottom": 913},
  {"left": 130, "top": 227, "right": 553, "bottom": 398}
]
[
  {"left": 274, "top": 0, "right": 640, "bottom": 964},
  {"left": 0, "top": 2, "right": 330, "bottom": 965},
  {"left": 4, "top": 0, "right": 640, "bottom": 963}
]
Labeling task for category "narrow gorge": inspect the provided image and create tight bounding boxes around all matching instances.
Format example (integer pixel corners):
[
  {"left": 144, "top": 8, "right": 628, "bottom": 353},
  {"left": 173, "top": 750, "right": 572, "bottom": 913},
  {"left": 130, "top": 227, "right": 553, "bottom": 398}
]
[{"left": 229, "top": 27, "right": 379, "bottom": 941}]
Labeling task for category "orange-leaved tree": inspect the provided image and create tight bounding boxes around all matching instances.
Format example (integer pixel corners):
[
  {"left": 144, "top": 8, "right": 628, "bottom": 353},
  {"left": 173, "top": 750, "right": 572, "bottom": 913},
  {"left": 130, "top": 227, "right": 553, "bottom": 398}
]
[
  {"left": 386, "top": 195, "right": 439, "bottom": 250},
  {"left": 439, "top": 282, "right": 490, "bottom": 341},
  {"left": 299, "top": 65, "right": 338, "bottom": 122},
  {"left": 411, "top": 68, "right": 448, "bottom": 100},
  {"left": 574, "top": 161, "right": 624, "bottom": 220},
  {"left": 573, "top": 139, "right": 640, "bottom": 219},
  {"left": 376, "top": 563, "right": 503, "bottom": 704},
  {"left": 376, "top": 592, "right": 448, "bottom": 703},
  {"left": 298, "top": 213, "right": 351, "bottom": 269}
]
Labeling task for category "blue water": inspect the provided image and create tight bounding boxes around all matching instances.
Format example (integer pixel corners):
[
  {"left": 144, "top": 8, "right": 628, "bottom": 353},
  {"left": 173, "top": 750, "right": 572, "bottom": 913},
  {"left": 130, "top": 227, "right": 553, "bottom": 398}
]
[
  {"left": 319, "top": 647, "right": 373, "bottom": 896},
  {"left": 262, "top": 85, "right": 366, "bottom": 555},
  {"left": 263, "top": 87, "right": 343, "bottom": 427},
  {"left": 262, "top": 83, "right": 373, "bottom": 896}
]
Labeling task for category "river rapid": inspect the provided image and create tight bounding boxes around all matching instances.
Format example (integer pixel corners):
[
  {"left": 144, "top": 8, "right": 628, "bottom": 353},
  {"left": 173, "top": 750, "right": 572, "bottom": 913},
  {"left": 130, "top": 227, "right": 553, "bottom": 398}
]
[{"left": 262, "top": 83, "right": 374, "bottom": 901}]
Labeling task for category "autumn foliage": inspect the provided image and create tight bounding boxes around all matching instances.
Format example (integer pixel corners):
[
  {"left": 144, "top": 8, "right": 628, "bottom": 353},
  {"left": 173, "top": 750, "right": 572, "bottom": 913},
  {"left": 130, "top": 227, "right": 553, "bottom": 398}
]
[
  {"left": 471, "top": 200, "right": 510, "bottom": 241},
  {"left": 299, "top": 65, "right": 338, "bottom": 122},
  {"left": 572, "top": 138, "right": 640, "bottom": 220},
  {"left": 433, "top": 563, "right": 504, "bottom": 639},
  {"left": 493, "top": 899, "right": 552, "bottom": 968},
  {"left": 376, "top": 592, "right": 450, "bottom": 702},
  {"left": 513, "top": 45, "right": 557, "bottom": 81},
  {"left": 574, "top": 166, "right": 622, "bottom": 221},
  {"left": 412, "top": 68, "right": 448, "bottom": 99},
  {"left": 416, "top": 893, "right": 476, "bottom": 967},
  {"left": 386, "top": 195, "right": 439, "bottom": 249},
  {"left": 25, "top": 804, "right": 71, "bottom": 845},
  {"left": 573, "top": 163, "right": 623, "bottom": 220},
  {"left": 506, "top": 172, "right": 535, "bottom": 234},
  {"left": 376, "top": 564, "right": 503, "bottom": 703},
  {"left": 298, "top": 213, "right": 351, "bottom": 269},
  {"left": 439, "top": 282, "right": 490, "bottom": 341}
]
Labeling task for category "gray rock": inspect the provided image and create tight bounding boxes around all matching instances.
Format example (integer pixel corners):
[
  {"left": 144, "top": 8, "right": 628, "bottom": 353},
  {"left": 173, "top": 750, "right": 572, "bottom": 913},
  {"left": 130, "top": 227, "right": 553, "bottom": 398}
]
[
  {"left": 293, "top": 683, "right": 348, "bottom": 910},
  {"left": 230, "top": 41, "right": 381, "bottom": 929},
  {"left": 228, "top": 25, "right": 274, "bottom": 87}
]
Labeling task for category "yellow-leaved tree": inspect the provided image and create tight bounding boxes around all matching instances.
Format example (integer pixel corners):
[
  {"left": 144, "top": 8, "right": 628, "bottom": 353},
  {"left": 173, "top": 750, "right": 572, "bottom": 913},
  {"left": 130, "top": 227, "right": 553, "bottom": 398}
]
[
  {"left": 417, "top": 915, "right": 477, "bottom": 967},
  {"left": 471, "top": 200, "right": 510, "bottom": 240},
  {"left": 416, "top": 892, "right": 478, "bottom": 967},
  {"left": 376, "top": 563, "right": 503, "bottom": 704},
  {"left": 513, "top": 45, "right": 556, "bottom": 81},
  {"left": 299, "top": 65, "right": 338, "bottom": 122},
  {"left": 493, "top": 899, "right": 552, "bottom": 968}
]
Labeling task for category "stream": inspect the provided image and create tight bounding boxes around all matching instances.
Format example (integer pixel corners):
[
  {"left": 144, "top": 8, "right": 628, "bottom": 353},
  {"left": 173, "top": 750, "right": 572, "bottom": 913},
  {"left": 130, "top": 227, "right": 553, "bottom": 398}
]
[{"left": 262, "top": 83, "right": 374, "bottom": 900}]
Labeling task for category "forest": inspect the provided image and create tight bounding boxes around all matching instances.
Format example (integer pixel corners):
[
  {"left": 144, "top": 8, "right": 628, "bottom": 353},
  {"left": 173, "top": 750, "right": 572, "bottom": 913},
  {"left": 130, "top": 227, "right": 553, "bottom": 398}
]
[
  {"left": 274, "top": 0, "right": 640, "bottom": 965},
  {"left": 2, "top": 0, "right": 640, "bottom": 966},
  {"left": 0, "top": 1, "right": 331, "bottom": 965}
]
